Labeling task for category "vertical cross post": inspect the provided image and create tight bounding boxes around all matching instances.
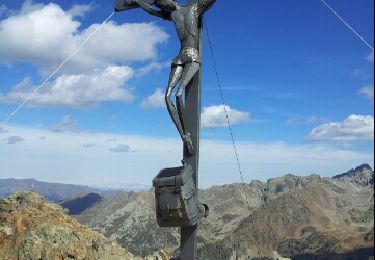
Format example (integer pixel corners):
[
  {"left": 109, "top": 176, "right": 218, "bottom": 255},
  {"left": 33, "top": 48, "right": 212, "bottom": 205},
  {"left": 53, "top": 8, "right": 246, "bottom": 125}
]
[
  {"left": 180, "top": 12, "right": 203, "bottom": 260},
  {"left": 115, "top": 1, "right": 211, "bottom": 258}
]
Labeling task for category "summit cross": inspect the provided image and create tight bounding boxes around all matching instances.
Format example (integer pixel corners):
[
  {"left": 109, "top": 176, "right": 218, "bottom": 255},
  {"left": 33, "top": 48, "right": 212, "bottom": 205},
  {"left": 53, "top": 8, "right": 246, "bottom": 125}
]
[{"left": 115, "top": 0, "right": 216, "bottom": 258}]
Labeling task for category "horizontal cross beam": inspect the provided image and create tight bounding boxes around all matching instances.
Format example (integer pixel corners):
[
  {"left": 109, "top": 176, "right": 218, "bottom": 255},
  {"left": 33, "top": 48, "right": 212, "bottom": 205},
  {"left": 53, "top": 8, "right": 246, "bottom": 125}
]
[{"left": 115, "top": 0, "right": 154, "bottom": 12}]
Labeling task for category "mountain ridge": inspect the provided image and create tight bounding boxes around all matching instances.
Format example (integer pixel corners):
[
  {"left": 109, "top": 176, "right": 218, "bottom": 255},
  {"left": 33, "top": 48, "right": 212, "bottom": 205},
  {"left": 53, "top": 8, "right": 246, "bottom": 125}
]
[
  {"left": 0, "top": 178, "right": 105, "bottom": 201},
  {"left": 72, "top": 164, "right": 373, "bottom": 259},
  {"left": 2, "top": 164, "right": 373, "bottom": 259},
  {"left": 333, "top": 163, "right": 373, "bottom": 179}
]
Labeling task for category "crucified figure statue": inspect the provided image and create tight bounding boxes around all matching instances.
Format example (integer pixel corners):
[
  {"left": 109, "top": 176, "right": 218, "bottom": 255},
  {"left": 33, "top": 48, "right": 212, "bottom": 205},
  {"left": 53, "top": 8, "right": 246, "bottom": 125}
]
[{"left": 130, "top": 0, "right": 216, "bottom": 155}]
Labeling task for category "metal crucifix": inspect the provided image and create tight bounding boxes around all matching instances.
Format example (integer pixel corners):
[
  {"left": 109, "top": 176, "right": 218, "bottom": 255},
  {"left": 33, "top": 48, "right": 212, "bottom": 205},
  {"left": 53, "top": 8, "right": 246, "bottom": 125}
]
[{"left": 115, "top": 0, "right": 216, "bottom": 258}]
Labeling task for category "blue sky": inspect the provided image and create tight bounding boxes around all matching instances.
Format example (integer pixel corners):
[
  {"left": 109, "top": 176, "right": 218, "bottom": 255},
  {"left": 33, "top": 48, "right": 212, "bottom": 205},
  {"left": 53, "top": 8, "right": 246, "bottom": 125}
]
[{"left": 0, "top": 0, "right": 373, "bottom": 189}]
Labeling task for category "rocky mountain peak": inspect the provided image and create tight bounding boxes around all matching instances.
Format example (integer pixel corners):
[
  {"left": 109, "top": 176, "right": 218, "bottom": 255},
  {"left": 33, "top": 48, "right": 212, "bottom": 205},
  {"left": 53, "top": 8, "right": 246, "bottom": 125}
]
[
  {"left": 0, "top": 191, "right": 138, "bottom": 259},
  {"left": 264, "top": 173, "right": 322, "bottom": 194},
  {"left": 333, "top": 163, "right": 373, "bottom": 178},
  {"left": 333, "top": 163, "right": 374, "bottom": 187}
]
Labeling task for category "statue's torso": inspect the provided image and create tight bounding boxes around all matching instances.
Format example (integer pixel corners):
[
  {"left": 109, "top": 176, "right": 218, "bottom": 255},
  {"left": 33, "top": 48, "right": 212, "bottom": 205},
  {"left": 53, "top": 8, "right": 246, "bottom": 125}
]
[{"left": 171, "top": 4, "right": 199, "bottom": 50}]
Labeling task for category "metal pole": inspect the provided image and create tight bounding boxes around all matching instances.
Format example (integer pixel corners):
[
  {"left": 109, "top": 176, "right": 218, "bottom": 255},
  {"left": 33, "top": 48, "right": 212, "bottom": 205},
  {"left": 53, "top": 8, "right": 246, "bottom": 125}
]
[{"left": 180, "top": 15, "right": 203, "bottom": 260}]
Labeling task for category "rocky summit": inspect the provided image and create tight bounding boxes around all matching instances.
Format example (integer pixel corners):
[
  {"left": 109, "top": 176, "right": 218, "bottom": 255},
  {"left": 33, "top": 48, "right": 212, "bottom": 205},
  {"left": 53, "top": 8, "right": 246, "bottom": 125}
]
[{"left": 0, "top": 191, "right": 170, "bottom": 260}]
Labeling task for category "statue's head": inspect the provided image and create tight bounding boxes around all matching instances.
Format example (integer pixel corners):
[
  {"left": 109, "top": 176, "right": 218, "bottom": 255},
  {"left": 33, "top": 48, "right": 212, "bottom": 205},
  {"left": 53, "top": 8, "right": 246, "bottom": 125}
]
[{"left": 154, "top": 0, "right": 177, "bottom": 11}]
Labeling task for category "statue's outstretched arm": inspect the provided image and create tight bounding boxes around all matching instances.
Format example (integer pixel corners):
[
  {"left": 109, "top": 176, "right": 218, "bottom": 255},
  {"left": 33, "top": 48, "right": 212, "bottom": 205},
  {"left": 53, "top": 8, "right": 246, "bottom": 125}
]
[
  {"left": 196, "top": 0, "right": 216, "bottom": 15},
  {"left": 133, "top": 0, "right": 170, "bottom": 20}
]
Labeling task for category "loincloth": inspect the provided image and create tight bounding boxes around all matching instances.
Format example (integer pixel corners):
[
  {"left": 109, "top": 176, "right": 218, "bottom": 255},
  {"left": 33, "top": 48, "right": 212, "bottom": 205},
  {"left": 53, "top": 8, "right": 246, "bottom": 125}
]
[{"left": 171, "top": 47, "right": 200, "bottom": 66}]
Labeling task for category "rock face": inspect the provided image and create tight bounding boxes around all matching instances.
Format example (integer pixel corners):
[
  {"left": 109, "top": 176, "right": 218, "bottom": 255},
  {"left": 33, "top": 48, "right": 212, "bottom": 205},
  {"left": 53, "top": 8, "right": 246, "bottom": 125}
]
[
  {"left": 75, "top": 191, "right": 179, "bottom": 257},
  {"left": 74, "top": 165, "right": 374, "bottom": 259},
  {"left": 333, "top": 163, "right": 374, "bottom": 187},
  {"left": 196, "top": 167, "right": 374, "bottom": 259},
  {"left": 277, "top": 226, "right": 340, "bottom": 257},
  {"left": 0, "top": 191, "right": 136, "bottom": 259}
]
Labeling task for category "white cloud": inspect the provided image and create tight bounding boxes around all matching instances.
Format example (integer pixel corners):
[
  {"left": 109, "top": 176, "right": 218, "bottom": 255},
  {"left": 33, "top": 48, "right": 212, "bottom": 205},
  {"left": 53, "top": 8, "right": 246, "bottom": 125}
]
[
  {"left": 0, "top": 1, "right": 169, "bottom": 74},
  {"left": 4, "top": 136, "right": 25, "bottom": 144},
  {"left": 0, "top": 127, "right": 8, "bottom": 134},
  {"left": 51, "top": 116, "right": 76, "bottom": 133},
  {"left": 367, "top": 51, "right": 374, "bottom": 62},
  {"left": 286, "top": 115, "right": 327, "bottom": 126},
  {"left": 110, "top": 144, "right": 132, "bottom": 153},
  {"left": 0, "top": 125, "right": 373, "bottom": 188},
  {"left": 141, "top": 88, "right": 165, "bottom": 108},
  {"left": 308, "top": 115, "right": 374, "bottom": 141},
  {"left": 10, "top": 77, "right": 33, "bottom": 92},
  {"left": 136, "top": 61, "right": 169, "bottom": 77},
  {"left": 0, "top": 66, "right": 135, "bottom": 108},
  {"left": 0, "top": 2, "right": 170, "bottom": 111},
  {"left": 82, "top": 142, "right": 96, "bottom": 148},
  {"left": 201, "top": 105, "right": 250, "bottom": 128},
  {"left": 358, "top": 85, "right": 374, "bottom": 100},
  {"left": 66, "top": 4, "right": 93, "bottom": 18}
]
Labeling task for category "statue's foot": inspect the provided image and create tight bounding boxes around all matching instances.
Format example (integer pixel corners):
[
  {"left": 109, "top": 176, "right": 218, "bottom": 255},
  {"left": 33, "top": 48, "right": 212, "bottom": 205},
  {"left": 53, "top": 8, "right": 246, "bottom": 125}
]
[{"left": 183, "top": 132, "right": 194, "bottom": 155}]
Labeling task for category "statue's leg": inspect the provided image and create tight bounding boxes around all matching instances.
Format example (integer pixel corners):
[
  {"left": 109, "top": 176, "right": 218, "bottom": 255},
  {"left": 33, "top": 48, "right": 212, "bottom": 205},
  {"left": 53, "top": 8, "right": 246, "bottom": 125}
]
[
  {"left": 176, "top": 62, "right": 200, "bottom": 155},
  {"left": 165, "top": 65, "right": 185, "bottom": 141}
]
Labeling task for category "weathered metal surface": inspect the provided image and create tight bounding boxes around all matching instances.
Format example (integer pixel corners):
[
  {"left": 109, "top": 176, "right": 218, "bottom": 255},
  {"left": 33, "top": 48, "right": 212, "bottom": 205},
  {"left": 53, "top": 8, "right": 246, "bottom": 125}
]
[
  {"left": 115, "top": 0, "right": 216, "bottom": 258},
  {"left": 153, "top": 165, "right": 208, "bottom": 227},
  {"left": 116, "top": 0, "right": 215, "bottom": 156},
  {"left": 114, "top": 0, "right": 154, "bottom": 12}
]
